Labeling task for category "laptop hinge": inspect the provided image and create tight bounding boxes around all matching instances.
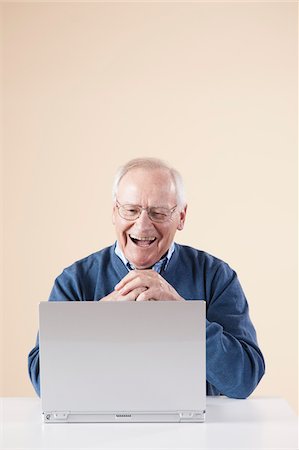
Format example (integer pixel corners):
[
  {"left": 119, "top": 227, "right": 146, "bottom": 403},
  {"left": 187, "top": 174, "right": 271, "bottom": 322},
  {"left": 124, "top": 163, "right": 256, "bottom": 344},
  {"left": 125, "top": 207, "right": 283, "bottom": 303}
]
[
  {"left": 44, "top": 411, "right": 70, "bottom": 421},
  {"left": 179, "top": 410, "right": 206, "bottom": 422}
]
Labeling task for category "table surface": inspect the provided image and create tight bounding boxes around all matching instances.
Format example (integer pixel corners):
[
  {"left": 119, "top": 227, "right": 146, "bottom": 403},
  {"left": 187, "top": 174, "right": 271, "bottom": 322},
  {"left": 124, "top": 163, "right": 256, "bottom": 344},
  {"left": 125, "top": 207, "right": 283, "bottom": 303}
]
[{"left": 0, "top": 396, "right": 298, "bottom": 449}]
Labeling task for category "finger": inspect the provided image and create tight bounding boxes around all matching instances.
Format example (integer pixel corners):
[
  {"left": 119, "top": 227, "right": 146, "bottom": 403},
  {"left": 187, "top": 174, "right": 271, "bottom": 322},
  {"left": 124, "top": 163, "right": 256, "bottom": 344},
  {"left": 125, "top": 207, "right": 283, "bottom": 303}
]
[
  {"left": 114, "top": 272, "right": 135, "bottom": 291},
  {"left": 103, "top": 291, "right": 135, "bottom": 302},
  {"left": 115, "top": 296, "right": 135, "bottom": 302},
  {"left": 136, "top": 289, "right": 157, "bottom": 302},
  {"left": 101, "top": 290, "right": 120, "bottom": 301},
  {"left": 114, "top": 269, "right": 153, "bottom": 291},
  {"left": 117, "top": 277, "right": 149, "bottom": 295},
  {"left": 119, "top": 286, "right": 147, "bottom": 302}
]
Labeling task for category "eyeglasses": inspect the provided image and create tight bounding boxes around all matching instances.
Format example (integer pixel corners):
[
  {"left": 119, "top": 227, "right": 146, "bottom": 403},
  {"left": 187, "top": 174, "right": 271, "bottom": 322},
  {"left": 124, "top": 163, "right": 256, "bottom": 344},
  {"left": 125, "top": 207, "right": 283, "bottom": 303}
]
[{"left": 116, "top": 201, "right": 177, "bottom": 223}]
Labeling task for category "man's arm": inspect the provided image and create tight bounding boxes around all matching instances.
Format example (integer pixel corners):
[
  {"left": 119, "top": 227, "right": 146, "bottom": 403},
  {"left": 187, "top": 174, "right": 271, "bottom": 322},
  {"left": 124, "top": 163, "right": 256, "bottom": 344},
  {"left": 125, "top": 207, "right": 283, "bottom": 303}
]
[
  {"left": 27, "top": 272, "right": 80, "bottom": 397},
  {"left": 206, "top": 265, "right": 265, "bottom": 398},
  {"left": 28, "top": 334, "right": 40, "bottom": 396}
]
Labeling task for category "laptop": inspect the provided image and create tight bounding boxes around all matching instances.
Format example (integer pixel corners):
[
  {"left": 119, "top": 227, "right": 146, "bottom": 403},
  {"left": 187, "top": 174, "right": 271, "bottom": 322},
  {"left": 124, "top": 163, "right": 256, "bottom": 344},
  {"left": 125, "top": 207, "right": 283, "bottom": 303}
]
[{"left": 39, "top": 300, "right": 206, "bottom": 423}]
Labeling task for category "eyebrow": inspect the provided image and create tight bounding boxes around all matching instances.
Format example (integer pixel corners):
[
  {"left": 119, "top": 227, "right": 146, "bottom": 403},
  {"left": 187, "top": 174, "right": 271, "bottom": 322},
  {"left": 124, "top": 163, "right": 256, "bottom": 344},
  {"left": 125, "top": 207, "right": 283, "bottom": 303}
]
[{"left": 119, "top": 202, "right": 172, "bottom": 209}]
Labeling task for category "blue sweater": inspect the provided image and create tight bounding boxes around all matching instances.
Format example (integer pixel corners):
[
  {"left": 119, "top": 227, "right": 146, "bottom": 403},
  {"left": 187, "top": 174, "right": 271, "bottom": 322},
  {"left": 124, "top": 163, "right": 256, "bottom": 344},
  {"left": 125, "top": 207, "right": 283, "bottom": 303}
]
[{"left": 28, "top": 243, "right": 265, "bottom": 398}]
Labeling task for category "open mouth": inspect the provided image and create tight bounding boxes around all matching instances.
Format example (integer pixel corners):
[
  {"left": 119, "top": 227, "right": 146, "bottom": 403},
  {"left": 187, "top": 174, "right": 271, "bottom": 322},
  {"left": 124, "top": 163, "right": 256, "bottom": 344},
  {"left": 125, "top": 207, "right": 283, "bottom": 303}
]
[{"left": 129, "top": 234, "right": 157, "bottom": 247}]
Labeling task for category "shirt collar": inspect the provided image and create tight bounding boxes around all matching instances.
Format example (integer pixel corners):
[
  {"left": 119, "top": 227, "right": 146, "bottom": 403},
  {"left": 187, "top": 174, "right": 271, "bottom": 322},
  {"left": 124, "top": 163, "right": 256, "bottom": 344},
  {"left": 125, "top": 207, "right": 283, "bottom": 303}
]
[{"left": 114, "top": 241, "right": 175, "bottom": 273}]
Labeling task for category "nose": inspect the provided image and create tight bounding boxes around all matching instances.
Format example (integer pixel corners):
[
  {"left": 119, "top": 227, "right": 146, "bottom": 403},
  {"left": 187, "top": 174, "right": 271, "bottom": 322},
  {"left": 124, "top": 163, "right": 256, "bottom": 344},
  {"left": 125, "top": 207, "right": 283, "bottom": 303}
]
[{"left": 135, "top": 209, "right": 153, "bottom": 228}]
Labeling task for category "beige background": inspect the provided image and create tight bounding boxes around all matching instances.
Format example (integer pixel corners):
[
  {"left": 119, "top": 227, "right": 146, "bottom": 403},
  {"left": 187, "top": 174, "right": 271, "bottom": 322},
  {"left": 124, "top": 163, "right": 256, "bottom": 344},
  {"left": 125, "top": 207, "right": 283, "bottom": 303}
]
[{"left": 1, "top": 2, "right": 298, "bottom": 412}]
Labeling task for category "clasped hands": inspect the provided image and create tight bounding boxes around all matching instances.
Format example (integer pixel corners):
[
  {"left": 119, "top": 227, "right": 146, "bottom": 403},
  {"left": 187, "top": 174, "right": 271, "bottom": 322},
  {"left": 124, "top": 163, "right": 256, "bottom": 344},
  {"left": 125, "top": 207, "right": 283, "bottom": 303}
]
[{"left": 101, "top": 270, "right": 184, "bottom": 302}]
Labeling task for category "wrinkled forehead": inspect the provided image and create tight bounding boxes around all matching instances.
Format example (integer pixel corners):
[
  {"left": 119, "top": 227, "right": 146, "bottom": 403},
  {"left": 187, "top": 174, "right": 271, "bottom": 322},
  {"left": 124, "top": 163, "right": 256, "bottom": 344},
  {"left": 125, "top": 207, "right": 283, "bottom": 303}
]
[{"left": 117, "top": 168, "right": 177, "bottom": 206}]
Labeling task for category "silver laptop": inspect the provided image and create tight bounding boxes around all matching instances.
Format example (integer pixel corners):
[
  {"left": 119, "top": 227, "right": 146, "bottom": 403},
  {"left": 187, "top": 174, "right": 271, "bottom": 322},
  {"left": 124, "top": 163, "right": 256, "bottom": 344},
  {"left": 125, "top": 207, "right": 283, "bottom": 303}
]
[{"left": 39, "top": 301, "right": 206, "bottom": 423}]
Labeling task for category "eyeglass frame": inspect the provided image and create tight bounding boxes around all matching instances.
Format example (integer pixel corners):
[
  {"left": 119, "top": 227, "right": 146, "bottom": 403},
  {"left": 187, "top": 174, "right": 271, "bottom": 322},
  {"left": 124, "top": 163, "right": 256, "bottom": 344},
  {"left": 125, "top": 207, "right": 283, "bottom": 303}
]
[{"left": 115, "top": 200, "right": 178, "bottom": 223}]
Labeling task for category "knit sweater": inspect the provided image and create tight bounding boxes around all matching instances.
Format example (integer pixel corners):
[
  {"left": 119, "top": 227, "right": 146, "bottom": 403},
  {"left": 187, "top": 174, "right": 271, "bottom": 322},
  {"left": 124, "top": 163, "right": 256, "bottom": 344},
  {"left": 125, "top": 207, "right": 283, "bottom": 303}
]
[{"left": 28, "top": 243, "right": 265, "bottom": 398}]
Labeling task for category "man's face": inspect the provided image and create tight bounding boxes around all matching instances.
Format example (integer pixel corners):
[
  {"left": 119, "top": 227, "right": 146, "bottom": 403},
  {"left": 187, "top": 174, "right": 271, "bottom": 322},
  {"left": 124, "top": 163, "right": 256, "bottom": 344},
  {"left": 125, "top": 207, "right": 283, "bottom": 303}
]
[{"left": 112, "top": 168, "right": 187, "bottom": 269}]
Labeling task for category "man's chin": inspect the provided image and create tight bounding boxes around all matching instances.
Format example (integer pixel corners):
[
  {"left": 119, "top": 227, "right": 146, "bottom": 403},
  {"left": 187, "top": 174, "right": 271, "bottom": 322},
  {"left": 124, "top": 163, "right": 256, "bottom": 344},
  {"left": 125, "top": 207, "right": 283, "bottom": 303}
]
[
  {"left": 126, "top": 251, "right": 157, "bottom": 270},
  {"left": 124, "top": 242, "right": 159, "bottom": 269}
]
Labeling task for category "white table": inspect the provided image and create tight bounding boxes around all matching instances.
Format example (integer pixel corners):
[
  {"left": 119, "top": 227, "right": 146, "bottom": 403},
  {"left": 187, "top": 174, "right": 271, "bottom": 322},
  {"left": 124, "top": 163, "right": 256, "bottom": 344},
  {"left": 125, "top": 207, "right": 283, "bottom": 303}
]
[{"left": 0, "top": 397, "right": 298, "bottom": 449}]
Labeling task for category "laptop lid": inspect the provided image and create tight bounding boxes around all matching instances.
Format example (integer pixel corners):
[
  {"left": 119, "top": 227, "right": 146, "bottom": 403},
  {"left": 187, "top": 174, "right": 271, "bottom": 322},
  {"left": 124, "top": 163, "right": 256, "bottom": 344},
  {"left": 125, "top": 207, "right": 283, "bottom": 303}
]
[{"left": 39, "top": 301, "right": 206, "bottom": 422}]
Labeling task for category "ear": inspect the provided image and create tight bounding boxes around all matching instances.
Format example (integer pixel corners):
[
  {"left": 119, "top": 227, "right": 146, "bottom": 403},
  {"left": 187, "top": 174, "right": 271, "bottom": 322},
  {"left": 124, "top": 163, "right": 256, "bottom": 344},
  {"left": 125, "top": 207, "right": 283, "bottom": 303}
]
[
  {"left": 112, "top": 204, "right": 117, "bottom": 225},
  {"left": 177, "top": 205, "right": 187, "bottom": 231}
]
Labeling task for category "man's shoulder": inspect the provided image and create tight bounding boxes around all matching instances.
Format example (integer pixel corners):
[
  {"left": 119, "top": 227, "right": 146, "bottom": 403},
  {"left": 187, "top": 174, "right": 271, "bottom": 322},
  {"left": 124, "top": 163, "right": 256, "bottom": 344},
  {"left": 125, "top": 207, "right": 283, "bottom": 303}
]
[
  {"left": 61, "top": 244, "right": 115, "bottom": 276},
  {"left": 174, "top": 243, "right": 233, "bottom": 273}
]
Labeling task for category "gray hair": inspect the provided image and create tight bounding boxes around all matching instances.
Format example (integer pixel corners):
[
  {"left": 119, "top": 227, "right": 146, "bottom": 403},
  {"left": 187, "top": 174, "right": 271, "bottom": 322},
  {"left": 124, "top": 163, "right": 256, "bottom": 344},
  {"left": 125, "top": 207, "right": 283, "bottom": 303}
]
[{"left": 112, "top": 157, "right": 186, "bottom": 210}]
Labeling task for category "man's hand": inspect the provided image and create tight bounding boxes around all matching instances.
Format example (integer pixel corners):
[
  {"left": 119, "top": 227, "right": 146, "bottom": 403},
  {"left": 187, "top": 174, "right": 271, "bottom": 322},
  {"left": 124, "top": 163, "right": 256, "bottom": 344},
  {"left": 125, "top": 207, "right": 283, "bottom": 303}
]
[
  {"left": 101, "top": 286, "right": 147, "bottom": 302},
  {"left": 114, "top": 270, "right": 185, "bottom": 302}
]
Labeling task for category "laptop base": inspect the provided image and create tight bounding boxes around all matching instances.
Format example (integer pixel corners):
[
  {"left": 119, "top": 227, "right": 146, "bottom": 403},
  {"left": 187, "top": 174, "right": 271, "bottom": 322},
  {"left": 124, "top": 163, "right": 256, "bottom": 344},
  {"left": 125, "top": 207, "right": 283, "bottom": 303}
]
[{"left": 43, "top": 410, "right": 206, "bottom": 423}]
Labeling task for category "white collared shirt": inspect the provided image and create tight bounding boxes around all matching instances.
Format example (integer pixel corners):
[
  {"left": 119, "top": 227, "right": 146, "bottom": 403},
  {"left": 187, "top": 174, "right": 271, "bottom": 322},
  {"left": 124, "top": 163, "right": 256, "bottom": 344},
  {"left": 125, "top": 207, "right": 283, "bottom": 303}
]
[{"left": 114, "top": 241, "right": 175, "bottom": 273}]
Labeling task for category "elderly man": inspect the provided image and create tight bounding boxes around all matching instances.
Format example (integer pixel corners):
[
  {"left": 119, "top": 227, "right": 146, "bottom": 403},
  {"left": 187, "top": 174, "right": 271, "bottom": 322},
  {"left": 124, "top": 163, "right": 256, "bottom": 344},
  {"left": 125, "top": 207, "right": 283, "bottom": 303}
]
[{"left": 28, "top": 157, "right": 265, "bottom": 398}]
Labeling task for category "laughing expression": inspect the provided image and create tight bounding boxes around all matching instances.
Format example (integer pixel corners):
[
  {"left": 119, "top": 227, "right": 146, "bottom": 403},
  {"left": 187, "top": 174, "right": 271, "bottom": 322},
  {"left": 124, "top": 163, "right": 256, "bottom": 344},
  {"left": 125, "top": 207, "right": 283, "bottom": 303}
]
[{"left": 112, "top": 168, "right": 187, "bottom": 269}]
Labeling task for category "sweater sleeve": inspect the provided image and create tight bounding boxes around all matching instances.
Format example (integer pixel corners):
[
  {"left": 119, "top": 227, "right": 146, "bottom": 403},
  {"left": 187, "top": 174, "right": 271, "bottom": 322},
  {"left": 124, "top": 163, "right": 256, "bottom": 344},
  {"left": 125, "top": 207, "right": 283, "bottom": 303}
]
[
  {"left": 28, "top": 333, "right": 40, "bottom": 396},
  {"left": 27, "top": 270, "right": 80, "bottom": 397},
  {"left": 206, "top": 263, "right": 265, "bottom": 398}
]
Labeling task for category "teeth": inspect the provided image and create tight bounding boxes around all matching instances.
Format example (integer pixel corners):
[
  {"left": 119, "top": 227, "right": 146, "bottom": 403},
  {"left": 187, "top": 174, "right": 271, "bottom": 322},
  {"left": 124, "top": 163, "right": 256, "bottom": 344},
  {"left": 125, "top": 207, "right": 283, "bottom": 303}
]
[{"left": 130, "top": 235, "right": 156, "bottom": 241}]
